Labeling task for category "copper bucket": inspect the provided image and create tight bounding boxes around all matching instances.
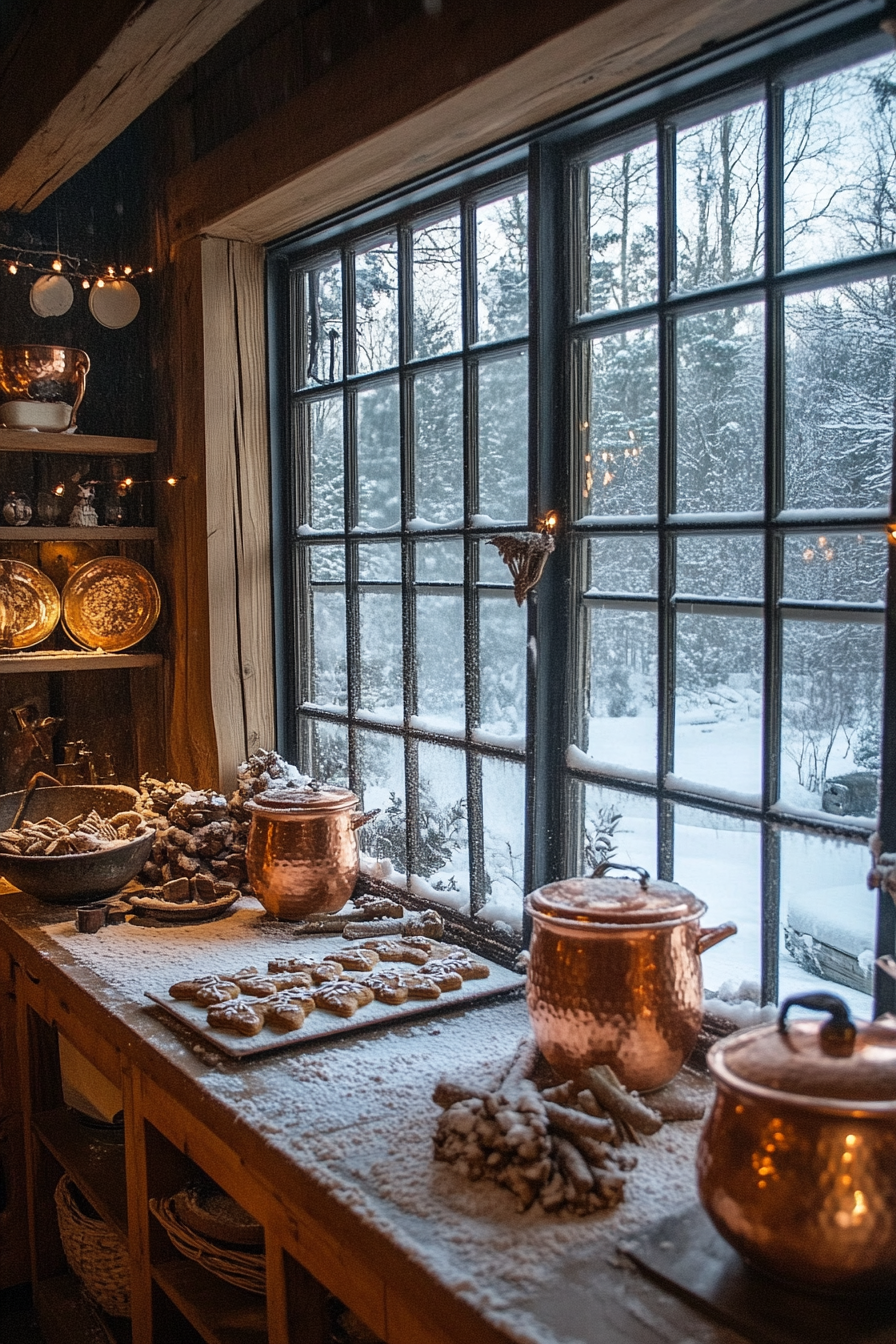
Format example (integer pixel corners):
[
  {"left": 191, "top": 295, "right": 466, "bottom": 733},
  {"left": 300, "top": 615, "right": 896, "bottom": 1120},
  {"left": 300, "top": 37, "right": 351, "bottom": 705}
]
[
  {"left": 0, "top": 345, "right": 90, "bottom": 430},
  {"left": 525, "top": 863, "right": 736, "bottom": 1091},
  {"left": 245, "top": 784, "right": 377, "bottom": 920}
]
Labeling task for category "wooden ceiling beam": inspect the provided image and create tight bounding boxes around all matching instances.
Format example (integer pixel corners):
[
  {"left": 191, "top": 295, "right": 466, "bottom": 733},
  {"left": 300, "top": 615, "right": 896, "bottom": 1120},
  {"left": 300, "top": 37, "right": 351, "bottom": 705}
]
[
  {"left": 0, "top": 0, "right": 267, "bottom": 213},
  {"left": 167, "top": 0, "right": 806, "bottom": 246}
]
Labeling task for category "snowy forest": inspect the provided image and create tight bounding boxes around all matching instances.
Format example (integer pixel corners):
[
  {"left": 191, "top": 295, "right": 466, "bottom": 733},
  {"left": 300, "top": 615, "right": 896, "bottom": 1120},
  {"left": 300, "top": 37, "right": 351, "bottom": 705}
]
[{"left": 294, "top": 47, "right": 895, "bottom": 994}]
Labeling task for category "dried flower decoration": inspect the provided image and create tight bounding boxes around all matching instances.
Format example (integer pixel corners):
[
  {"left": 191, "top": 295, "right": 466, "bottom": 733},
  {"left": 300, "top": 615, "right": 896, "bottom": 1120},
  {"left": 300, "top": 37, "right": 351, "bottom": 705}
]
[{"left": 488, "top": 529, "right": 556, "bottom": 606}]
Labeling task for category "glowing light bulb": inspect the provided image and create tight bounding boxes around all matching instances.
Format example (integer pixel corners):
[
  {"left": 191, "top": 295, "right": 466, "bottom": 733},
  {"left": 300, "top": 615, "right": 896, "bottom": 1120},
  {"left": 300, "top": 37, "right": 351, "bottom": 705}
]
[
  {"left": 82, "top": 279, "right": 90, "bottom": 289},
  {"left": 96, "top": 279, "right": 104, "bottom": 288},
  {"left": 7, "top": 263, "right": 16, "bottom": 275},
  {"left": 123, "top": 266, "right": 132, "bottom": 275},
  {"left": 52, "top": 258, "right": 62, "bottom": 272},
  {"left": 167, "top": 476, "right": 178, "bottom": 487},
  {"left": 147, "top": 266, "right": 153, "bottom": 273},
  {"left": 107, "top": 266, "right": 115, "bottom": 276},
  {"left": 53, "top": 483, "right": 64, "bottom": 496},
  {"left": 123, "top": 477, "right": 133, "bottom": 488}
]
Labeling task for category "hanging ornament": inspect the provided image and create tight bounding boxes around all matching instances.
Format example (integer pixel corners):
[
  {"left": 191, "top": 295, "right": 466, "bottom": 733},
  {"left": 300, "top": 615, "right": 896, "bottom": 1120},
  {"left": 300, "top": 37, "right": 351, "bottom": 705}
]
[
  {"left": 489, "top": 529, "right": 556, "bottom": 606},
  {"left": 88, "top": 278, "right": 141, "bottom": 329},
  {"left": 29, "top": 273, "right": 74, "bottom": 317}
]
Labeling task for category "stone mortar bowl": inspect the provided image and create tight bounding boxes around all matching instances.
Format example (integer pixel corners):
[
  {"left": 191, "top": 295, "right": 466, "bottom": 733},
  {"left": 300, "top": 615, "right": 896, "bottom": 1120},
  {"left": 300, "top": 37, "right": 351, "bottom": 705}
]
[{"left": 0, "top": 784, "right": 152, "bottom": 903}]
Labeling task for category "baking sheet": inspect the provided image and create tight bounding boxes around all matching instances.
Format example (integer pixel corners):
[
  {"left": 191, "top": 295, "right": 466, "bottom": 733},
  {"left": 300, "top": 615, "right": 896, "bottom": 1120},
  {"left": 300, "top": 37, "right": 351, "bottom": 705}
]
[{"left": 146, "top": 949, "right": 525, "bottom": 1058}]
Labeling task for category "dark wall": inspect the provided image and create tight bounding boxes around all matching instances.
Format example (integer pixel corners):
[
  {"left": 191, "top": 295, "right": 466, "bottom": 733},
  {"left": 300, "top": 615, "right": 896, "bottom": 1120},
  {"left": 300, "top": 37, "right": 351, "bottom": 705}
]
[{"left": 0, "top": 114, "right": 154, "bottom": 441}]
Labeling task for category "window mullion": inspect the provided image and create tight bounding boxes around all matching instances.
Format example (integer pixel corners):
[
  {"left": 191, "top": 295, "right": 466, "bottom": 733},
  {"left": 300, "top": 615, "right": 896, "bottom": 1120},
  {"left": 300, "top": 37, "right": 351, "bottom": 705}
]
[
  {"left": 761, "top": 78, "right": 786, "bottom": 1005},
  {"left": 657, "top": 121, "right": 676, "bottom": 882},
  {"left": 398, "top": 223, "right": 420, "bottom": 881}
]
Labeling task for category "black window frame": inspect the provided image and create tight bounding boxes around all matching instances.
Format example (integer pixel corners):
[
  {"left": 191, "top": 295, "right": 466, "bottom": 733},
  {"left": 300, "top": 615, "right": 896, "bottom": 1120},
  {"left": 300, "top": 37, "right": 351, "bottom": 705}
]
[{"left": 268, "top": 0, "right": 896, "bottom": 1014}]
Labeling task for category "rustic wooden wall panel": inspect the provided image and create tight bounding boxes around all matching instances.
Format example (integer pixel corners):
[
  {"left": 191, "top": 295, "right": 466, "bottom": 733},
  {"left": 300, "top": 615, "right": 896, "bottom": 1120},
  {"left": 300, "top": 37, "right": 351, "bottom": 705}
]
[
  {"left": 167, "top": 0, "right": 808, "bottom": 244},
  {"left": 202, "top": 237, "right": 276, "bottom": 791}
]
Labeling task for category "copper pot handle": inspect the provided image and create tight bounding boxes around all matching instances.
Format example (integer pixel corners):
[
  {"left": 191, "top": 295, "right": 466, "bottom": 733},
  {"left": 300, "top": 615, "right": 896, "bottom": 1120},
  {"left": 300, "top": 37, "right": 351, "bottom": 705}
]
[
  {"left": 777, "top": 991, "right": 856, "bottom": 1053},
  {"left": 350, "top": 809, "right": 380, "bottom": 830},
  {"left": 591, "top": 861, "right": 649, "bottom": 889},
  {"left": 696, "top": 921, "right": 737, "bottom": 955},
  {"left": 68, "top": 352, "right": 90, "bottom": 429}
]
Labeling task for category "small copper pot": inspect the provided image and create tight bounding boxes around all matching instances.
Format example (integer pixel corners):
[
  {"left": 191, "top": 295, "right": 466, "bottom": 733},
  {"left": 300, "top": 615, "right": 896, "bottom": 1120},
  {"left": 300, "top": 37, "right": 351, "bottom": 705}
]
[
  {"left": 525, "top": 863, "right": 736, "bottom": 1092},
  {"left": 698, "top": 992, "right": 896, "bottom": 1293},
  {"left": 245, "top": 784, "right": 377, "bottom": 920}
]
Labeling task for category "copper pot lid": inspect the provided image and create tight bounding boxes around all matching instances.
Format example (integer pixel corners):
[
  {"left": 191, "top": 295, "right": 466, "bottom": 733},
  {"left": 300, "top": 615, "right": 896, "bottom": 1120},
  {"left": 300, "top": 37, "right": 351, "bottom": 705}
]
[
  {"left": 248, "top": 783, "right": 359, "bottom": 815},
  {"left": 712, "top": 993, "right": 896, "bottom": 1105},
  {"left": 527, "top": 863, "right": 703, "bottom": 924}
]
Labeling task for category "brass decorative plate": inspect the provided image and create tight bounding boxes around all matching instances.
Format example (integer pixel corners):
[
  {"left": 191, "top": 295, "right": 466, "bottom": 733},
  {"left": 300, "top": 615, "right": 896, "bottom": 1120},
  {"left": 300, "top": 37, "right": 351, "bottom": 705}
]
[
  {"left": 0, "top": 560, "right": 61, "bottom": 649},
  {"left": 62, "top": 557, "right": 160, "bottom": 652}
]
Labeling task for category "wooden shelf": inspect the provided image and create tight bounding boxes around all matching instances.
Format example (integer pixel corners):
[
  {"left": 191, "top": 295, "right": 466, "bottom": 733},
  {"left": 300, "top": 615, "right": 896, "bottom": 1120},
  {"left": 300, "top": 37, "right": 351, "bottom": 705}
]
[
  {"left": 35, "top": 1272, "right": 132, "bottom": 1344},
  {"left": 0, "top": 430, "right": 155, "bottom": 455},
  {"left": 0, "top": 651, "right": 162, "bottom": 673},
  {"left": 0, "top": 526, "right": 157, "bottom": 541},
  {"left": 32, "top": 1108, "right": 128, "bottom": 1239},
  {"left": 151, "top": 1258, "right": 268, "bottom": 1344}
]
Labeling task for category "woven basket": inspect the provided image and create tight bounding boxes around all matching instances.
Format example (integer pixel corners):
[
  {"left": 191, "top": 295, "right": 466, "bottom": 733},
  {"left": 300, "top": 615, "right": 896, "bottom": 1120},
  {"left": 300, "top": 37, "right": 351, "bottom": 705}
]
[
  {"left": 150, "top": 1195, "right": 266, "bottom": 1295},
  {"left": 54, "top": 1174, "right": 131, "bottom": 1317}
]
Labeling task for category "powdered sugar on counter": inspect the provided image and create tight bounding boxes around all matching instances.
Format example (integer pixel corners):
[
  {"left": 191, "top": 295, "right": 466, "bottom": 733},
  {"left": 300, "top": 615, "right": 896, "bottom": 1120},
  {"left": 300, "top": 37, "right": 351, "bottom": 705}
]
[{"left": 39, "top": 907, "right": 726, "bottom": 1343}]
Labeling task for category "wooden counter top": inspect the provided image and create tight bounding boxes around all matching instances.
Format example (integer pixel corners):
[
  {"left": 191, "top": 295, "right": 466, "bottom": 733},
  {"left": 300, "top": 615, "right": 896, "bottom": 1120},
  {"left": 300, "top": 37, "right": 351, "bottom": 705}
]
[{"left": 0, "top": 893, "right": 744, "bottom": 1344}]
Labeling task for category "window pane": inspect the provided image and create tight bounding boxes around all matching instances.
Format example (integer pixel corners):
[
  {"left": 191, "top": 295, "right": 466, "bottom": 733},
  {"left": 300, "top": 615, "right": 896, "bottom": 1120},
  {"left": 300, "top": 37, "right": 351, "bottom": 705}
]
[
  {"left": 358, "top": 586, "right": 403, "bottom": 721},
  {"left": 479, "top": 592, "right": 526, "bottom": 743},
  {"left": 479, "top": 537, "right": 513, "bottom": 584},
  {"left": 780, "top": 831, "right": 874, "bottom": 1017},
  {"left": 413, "top": 364, "right": 463, "bottom": 526},
  {"left": 413, "top": 215, "right": 462, "bottom": 358},
  {"left": 588, "top": 142, "right": 657, "bottom": 312},
  {"left": 357, "top": 730, "right": 407, "bottom": 878},
  {"left": 585, "top": 325, "right": 658, "bottom": 518},
  {"left": 584, "top": 608, "right": 657, "bottom": 774},
  {"left": 780, "top": 618, "right": 882, "bottom": 815},
  {"left": 476, "top": 192, "right": 528, "bottom": 342},
  {"left": 358, "top": 540, "right": 400, "bottom": 582},
  {"left": 309, "top": 588, "right": 345, "bottom": 709},
  {"left": 784, "top": 50, "right": 896, "bottom": 270},
  {"left": 676, "top": 101, "right": 765, "bottom": 290},
  {"left": 782, "top": 530, "right": 887, "bottom": 604},
  {"left": 414, "top": 742, "right": 470, "bottom": 911},
  {"left": 416, "top": 557, "right": 465, "bottom": 731},
  {"left": 674, "top": 614, "right": 763, "bottom": 796},
  {"left": 310, "top": 720, "right": 348, "bottom": 788},
  {"left": 310, "top": 544, "right": 344, "bottom": 581},
  {"left": 589, "top": 536, "right": 657, "bottom": 594},
  {"left": 784, "top": 282, "right": 896, "bottom": 512},
  {"left": 417, "top": 538, "right": 463, "bottom": 582},
  {"left": 676, "top": 303, "right": 764, "bottom": 514},
  {"left": 676, "top": 534, "right": 763, "bottom": 599},
  {"left": 303, "top": 260, "right": 342, "bottom": 385},
  {"left": 307, "top": 396, "right": 343, "bottom": 530},
  {"left": 481, "top": 757, "right": 525, "bottom": 931},
  {"left": 478, "top": 351, "right": 528, "bottom": 524},
  {"left": 674, "top": 805, "right": 761, "bottom": 994},
  {"left": 357, "top": 379, "right": 400, "bottom": 530},
  {"left": 355, "top": 238, "right": 398, "bottom": 373},
  {"left": 581, "top": 783, "right": 656, "bottom": 874}
]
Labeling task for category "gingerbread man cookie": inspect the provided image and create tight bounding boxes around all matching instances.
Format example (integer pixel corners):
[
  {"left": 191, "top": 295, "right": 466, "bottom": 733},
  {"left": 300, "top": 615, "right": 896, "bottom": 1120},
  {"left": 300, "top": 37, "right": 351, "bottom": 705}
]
[
  {"left": 360, "top": 938, "right": 430, "bottom": 965},
  {"left": 313, "top": 982, "right": 372, "bottom": 1018},
  {"left": 207, "top": 1000, "right": 265, "bottom": 1036},
  {"left": 323, "top": 947, "right": 380, "bottom": 972}
]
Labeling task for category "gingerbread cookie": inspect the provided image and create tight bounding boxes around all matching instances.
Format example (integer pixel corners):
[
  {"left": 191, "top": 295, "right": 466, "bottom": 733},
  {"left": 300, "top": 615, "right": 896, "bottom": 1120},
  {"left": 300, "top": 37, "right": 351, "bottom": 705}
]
[
  {"left": 267, "top": 970, "right": 314, "bottom": 991},
  {"left": 170, "top": 975, "right": 221, "bottom": 1001},
  {"left": 365, "top": 970, "right": 410, "bottom": 1005},
  {"left": 361, "top": 938, "right": 430, "bottom": 965},
  {"left": 207, "top": 1000, "right": 265, "bottom": 1036},
  {"left": 420, "top": 962, "right": 464, "bottom": 992},
  {"left": 267, "top": 957, "right": 319, "bottom": 974},
  {"left": 323, "top": 947, "right": 380, "bottom": 972},
  {"left": 313, "top": 982, "right": 371, "bottom": 1018},
  {"left": 434, "top": 954, "right": 489, "bottom": 981},
  {"left": 232, "top": 974, "right": 279, "bottom": 998},
  {"left": 194, "top": 980, "right": 241, "bottom": 1006},
  {"left": 261, "top": 992, "right": 310, "bottom": 1032}
]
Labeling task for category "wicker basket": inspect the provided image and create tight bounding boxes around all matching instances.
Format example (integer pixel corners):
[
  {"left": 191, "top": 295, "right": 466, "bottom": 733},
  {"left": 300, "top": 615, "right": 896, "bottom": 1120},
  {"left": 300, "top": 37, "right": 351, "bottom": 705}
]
[
  {"left": 150, "top": 1195, "right": 266, "bottom": 1295},
  {"left": 54, "top": 1174, "right": 131, "bottom": 1317}
]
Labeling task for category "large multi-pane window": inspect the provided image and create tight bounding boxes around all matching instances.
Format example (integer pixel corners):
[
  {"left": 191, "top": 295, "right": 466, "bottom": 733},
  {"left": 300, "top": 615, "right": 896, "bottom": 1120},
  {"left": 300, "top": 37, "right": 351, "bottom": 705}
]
[{"left": 272, "top": 13, "right": 896, "bottom": 1017}]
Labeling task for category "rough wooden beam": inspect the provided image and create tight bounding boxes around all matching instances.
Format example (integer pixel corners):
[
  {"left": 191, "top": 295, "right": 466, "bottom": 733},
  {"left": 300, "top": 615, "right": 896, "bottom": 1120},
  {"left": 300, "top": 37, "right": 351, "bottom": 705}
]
[
  {"left": 0, "top": 0, "right": 267, "bottom": 213},
  {"left": 167, "top": 0, "right": 806, "bottom": 245}
]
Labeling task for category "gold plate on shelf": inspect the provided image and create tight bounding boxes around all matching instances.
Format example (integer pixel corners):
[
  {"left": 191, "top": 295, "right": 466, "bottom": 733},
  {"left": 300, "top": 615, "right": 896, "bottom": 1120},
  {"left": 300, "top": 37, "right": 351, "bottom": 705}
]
[
  {"left": 0, "top": 560, "right": 61, "bottom": 649},
  {"left": 62, "top": 557, "right": 160, "bottom": 652}
]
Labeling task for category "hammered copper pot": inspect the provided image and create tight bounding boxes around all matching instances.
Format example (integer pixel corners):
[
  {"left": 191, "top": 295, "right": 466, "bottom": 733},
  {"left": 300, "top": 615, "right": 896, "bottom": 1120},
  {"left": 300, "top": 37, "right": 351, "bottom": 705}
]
[
  {"left": 525, "top": 863, "right": 736, "bottom": 1092},
  {"left": 697, "top": 992, "right": 896, "bottom": 1293},
  {"left": 0, "top": 345, "right": 90, "bottom": 429},
  {"left": 245, "top": 784, "right": 377, "bottom": 920}
]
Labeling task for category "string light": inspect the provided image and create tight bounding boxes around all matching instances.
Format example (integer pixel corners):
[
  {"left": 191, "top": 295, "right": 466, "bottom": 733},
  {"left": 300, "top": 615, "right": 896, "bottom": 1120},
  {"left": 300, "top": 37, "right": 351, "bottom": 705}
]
[{"left": 0, "top": 243, "right": 155, "bottom": 286}]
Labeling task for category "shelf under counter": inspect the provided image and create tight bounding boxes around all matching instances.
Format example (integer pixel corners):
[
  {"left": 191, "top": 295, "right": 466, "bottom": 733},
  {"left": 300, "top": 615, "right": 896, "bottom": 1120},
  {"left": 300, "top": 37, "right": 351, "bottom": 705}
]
[
  {"left": 31, "top": 1107, "right": 128, "bottom": 1240},
  {"left": 0, "top": 650, "right": 162, "bottom": 673},
  {"left": 0, "top": 526, "right": 157, "bottom": 541},
  {"left": 0, "top": 430, "right": 156, "bottom": 455},
  {"left": 151, "top": 1258, "right": 268, "bottom": 1344}
]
